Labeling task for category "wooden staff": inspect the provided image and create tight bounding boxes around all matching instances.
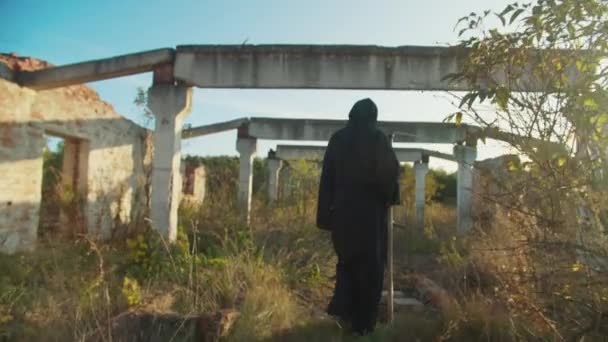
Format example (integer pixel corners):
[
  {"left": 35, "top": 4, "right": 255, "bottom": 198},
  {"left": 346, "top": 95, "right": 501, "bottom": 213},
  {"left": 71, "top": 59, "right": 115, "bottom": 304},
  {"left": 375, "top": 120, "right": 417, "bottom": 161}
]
[{"left": 387, "top": 134, "right": 395, "bottom": 323}]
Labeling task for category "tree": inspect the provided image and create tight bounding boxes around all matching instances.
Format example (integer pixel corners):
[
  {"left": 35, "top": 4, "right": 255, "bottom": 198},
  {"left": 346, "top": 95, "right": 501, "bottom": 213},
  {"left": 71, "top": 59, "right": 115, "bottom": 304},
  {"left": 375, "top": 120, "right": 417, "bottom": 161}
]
[
  {"left": 446, "top": 0, "right": 608, "bottom": 338},
  {"left": 133, "top": 87, "right": 154, "bottom": 128},
  {"left": 449, "top": 0, "right": 607, "bottom": 170}
]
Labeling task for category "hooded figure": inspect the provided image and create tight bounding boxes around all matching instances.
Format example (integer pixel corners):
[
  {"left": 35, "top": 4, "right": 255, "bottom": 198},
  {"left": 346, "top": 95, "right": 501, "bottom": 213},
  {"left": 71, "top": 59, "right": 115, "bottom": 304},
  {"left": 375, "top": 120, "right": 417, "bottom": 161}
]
[{"left": 317, "top": 98, "right": 399, "bottom": 334}]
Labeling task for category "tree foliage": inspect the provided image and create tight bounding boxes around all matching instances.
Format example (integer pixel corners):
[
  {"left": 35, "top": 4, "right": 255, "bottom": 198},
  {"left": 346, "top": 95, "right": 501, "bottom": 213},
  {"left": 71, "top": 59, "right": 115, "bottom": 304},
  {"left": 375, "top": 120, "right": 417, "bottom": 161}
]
[
  {"left": 449, "top": 0, "right": 607, "bottom": 160},
  {"left": 446, "top": 0, "right": 608, "bottom": 338},
  {"left": 183, "top": 155, "right": 268, "bottom": 199}
]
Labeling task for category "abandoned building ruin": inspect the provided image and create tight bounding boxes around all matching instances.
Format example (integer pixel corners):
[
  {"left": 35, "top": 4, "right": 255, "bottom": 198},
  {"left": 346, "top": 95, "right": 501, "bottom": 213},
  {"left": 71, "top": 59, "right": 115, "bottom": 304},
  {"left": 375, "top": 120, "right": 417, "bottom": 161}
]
[{"left": 1, "top": 45, "right": 543, "bottom": 254}]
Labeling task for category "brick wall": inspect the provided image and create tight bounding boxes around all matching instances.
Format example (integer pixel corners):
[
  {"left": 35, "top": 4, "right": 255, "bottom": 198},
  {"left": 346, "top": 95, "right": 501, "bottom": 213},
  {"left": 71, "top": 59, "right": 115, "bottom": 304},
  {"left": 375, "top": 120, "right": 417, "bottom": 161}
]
[{"left": 0, "top": 73, "right": 152, "bottom": 253}]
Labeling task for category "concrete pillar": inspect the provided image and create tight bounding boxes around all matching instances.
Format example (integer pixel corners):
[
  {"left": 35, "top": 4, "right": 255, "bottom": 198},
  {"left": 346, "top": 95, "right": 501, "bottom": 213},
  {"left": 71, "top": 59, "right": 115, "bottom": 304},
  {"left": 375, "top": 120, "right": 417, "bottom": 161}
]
[
  {"left": 280, "top": 165, "right": 291, "bottom": 201},
  {"left": 454, "top": 144, "right": 477, "bottom": 233},
  {"left": 414, "top": 160, "right": 429, "bottom": 228},
  {"left": 236, "top": 136, "right": 257, "bottom": 224},
  {"left": 267, "top": 151, "right": 282, "bottom": 202},
  {"left": 148, "top": 84, "right": 192, "bottom": 241}
]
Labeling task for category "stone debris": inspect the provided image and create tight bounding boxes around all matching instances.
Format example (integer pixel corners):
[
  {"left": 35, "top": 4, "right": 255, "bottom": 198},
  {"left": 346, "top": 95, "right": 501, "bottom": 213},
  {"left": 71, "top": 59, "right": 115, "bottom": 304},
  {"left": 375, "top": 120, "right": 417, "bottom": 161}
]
[
  {"left": 411, "top": 274, "right": 455, "bottom": 311},
  {"left": 394, "top": 297, "right": 424, "bottom": 306},
  {"left": 380, "top": 274, "right": 455, "bottom": 313}
]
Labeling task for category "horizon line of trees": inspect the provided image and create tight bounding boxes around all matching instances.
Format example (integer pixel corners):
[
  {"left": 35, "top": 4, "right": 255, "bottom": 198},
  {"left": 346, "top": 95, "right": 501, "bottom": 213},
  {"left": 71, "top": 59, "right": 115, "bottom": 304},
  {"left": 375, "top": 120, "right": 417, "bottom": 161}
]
[{"left": 182, "top": 154, "right": 458, "bottom": 205}]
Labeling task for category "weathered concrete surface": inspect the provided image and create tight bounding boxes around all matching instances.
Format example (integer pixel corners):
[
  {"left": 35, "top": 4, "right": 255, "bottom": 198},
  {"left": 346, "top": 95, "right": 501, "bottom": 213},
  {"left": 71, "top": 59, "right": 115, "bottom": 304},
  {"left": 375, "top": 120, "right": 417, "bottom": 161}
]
[
  {"left": 395, "top": 150, "right": 424, "bottom": 163},
  {"left": 454, "top": 145, "right": 477, "bottom": 233},
  {"left": 422, "top": 150, "right": 456, "bottom": 162},
  {"left": 267, "top": 154, "right": 282, "bottom": 202},
  {"left": 7, "top": 45, "right": 563, "bottom": 92},
  {"left": 244, "top": 118, "right": 475, "bottom": 144},
  {"left": 16, "top": 49, "right": 174, "bottom": 90},
  {"left": 174, "top": 45, "right": 471, "bottom": 90},
  {"left": 275, "top": 144, "right": 454, "bottom": 163},
  {"left": 0, "top": 79, "right": 39, "bottom": 253},
  {"left": 182, "top": 117, "right": 552, "bottom": 152},
  {"left": 0, "top": 57, "right": 152, "bottom": 253},
  {"left": 275, "top": 145, "right": 327, "bottom": 160},
  {"left": 148, "top": 84, "right": 192, "bottom": 242},
  {"left": 236, "top": 137, "right": 257, "bottom": 224}
]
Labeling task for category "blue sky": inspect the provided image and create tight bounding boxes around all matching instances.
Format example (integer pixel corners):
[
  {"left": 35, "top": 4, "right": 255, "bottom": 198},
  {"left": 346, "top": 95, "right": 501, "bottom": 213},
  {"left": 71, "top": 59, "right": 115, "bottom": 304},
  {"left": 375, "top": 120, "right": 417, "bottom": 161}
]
[{"left": 1, "top": 0, "right": 516, "bottom": 171}]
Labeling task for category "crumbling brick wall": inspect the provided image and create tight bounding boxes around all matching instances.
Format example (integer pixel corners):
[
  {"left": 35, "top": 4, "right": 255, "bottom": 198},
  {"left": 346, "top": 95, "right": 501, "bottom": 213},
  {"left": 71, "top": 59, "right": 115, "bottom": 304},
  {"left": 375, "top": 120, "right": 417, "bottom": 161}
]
[{"left": 0, "top": 54, "right": 153, "bottom": 253}]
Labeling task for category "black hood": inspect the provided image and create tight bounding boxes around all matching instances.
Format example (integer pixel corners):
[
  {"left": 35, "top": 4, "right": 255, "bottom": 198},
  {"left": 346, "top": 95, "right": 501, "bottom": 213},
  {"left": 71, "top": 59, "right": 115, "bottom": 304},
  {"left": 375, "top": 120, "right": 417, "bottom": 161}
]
[{"left": 348, "top": 98, "right": 378, "bottom": 127}]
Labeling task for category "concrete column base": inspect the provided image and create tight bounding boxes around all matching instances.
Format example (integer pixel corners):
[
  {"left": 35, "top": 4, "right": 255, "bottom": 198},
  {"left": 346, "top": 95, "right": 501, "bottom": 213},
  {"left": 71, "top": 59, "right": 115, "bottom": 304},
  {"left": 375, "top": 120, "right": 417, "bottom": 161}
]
[{"left": 148, "top": 84, "right": 192, "bottom": 241}]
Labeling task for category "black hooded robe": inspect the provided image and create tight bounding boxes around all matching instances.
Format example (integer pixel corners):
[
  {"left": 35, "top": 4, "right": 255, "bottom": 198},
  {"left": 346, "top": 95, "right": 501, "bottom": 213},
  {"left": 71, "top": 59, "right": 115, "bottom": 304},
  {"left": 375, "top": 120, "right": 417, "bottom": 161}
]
[{"left": 317, "top": 98, "right": 399, "bottom": 334}]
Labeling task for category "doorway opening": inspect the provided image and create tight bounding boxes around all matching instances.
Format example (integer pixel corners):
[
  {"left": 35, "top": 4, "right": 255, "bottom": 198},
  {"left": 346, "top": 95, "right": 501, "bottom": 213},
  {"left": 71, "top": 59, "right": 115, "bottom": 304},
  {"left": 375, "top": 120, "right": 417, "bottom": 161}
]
[{"left": 38, "top": 133, "right": 89, "bottom": 238}]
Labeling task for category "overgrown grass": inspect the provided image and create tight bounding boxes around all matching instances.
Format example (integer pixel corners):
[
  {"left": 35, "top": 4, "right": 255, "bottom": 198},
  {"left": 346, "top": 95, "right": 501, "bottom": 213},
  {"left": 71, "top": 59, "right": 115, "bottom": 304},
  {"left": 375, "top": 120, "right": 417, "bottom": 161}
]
[{"left": 5, "top": 158, "right": 598, "bottom": 341}]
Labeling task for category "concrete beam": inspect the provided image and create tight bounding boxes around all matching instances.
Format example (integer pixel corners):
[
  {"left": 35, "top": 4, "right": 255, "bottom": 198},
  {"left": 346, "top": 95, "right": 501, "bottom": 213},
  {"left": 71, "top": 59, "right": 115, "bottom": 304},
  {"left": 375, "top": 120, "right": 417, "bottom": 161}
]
[
  {"left": 424, "top": 150, "right": 456, "bottom": 162},
  {"left": 267, "top": 156, "right": 282, "bottom": 202},
  {"left": 174, "top": 45, "right": 473, "bottom": 90},
  {"left": 275, "top": 145, "right": 455, "bottom": 163},
  {"left": 236, "top": 137, "right": 257, "bottom": 225},
  {"left": 182, "top": 118, "right": 249, "bottom": 138},
  {"left": 16, "top": 49, "right": 174, "bottom": 90},
  {"left": 480, "top": 127, "right": 566, "bottom": 157},
  {"left": 248, "top": 118, "right": 475, "bottom": 144},
  {"left": 181, "top": 117, "right": 560, "bottom": 152},
  {"left": 395, "top": 150, "right": 423, "bottom": 163},
  {"left": 275, "top": 145, "right": 327, "bottom": 160}
]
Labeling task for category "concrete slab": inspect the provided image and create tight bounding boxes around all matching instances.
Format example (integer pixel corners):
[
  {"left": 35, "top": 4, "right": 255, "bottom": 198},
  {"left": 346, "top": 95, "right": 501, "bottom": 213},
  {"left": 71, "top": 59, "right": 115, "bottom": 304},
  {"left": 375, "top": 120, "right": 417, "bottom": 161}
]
[
  {"left": 9, "top": 44, "right": 572, "bottom": 92},
  {"left": 182, "top": 118, "right": 248, "bottom": 138},
  {"left": 183, "top": 117, "right": 475, "bottom": 144},
  {"left": 17, "top": 48, "right": 174, "bottom": 90},
  {"left": 424, "top": 150, "right": 457, "bottom": 162},
  {"left": 275, "top": 145, "right": 455, "bottom": 163},
  {"left": 394, "top": 298, "right": 424, "bottom": 306},
  {"left": 174, "top": 45, "right": 577, "bottom": 92},
  {"left": 173, "top": 45, "right": 471, "bottom": 90},
  {"left": 248, "top": 118, "right": 474, "bottom": 144},
  {"left": 395, "top": 150, "right": 424, "bottom": 162}
]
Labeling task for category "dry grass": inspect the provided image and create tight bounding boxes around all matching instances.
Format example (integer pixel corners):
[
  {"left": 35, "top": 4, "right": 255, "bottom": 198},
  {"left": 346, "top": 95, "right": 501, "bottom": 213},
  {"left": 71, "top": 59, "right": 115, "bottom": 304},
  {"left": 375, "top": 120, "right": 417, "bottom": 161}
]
[{"left": 5, "top": 159, "right": 603, "bottom": 341}]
